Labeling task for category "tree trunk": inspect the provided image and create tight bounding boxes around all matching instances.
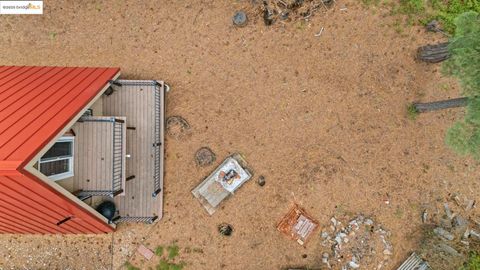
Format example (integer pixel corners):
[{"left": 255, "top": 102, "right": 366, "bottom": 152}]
[
  {"left": 417, "top": 42, "right": 450, "bottom": 63},
  {"left": 413, "top": 97, "right": 468, "bottom": 112}
]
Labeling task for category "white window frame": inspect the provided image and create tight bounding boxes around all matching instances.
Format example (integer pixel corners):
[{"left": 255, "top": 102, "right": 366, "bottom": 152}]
[{"left": 39, "top": 136, "right": 74, "bottom": 181}]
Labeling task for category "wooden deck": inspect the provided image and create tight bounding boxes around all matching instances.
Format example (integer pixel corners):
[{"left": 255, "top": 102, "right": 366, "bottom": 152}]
[
  {"left": 103, "top": 80, "right": 164, "bottom": 222},
  {"left": 71, "top": 116, "right": 126, "bottom": 197}
]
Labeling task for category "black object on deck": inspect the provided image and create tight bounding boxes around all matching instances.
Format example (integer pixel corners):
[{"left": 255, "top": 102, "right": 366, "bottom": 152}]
[{"left": 96, "top": 201, "right": 116, "bottom": 222}]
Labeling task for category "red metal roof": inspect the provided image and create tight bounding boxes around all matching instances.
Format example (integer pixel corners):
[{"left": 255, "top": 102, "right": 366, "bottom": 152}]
[{"left": 0, "top": 66, "right": 120, "bottom": 234}]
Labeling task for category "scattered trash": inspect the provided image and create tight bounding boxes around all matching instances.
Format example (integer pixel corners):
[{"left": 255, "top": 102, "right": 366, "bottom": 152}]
[
  {"left": 348, "top": 261, "right": 360, "bottom": 269},
  {"left": 422, "top": 209, "right": 428, "bottom": 223},
  {"left": 195, "top": 147, "right": 216, "bottom": 167},
  {"left": 322, "top": 252, "right": 330, "bottom": 268},
  {"left": 218, "top": 223, "right": 233, "bottom": 236},
  {"left": 453, "top": 215, "right": 468, "bottom": 229},
  {"left": 277, "top": 204, "right": 319, "bottom": 246},
  {"left": 417, "top": 194, "right": 479, "bottom": 269},
  {"left": 257, "top": 175, "right": 266, "bottom": 187},
  {"left": 465, "top": 200, "right": 475, "bottom": 211},
  {"left": 137, "top": 245, "right": 154, "bottom": 260},
  {"left": 425, "top": 20, "right": 448, "bottom": 36},
  {"left": 436, "top": 243, "right": 460, "bottom": 256},
  {"left": 192, "top": 153, "right": 252, "bottom": 215},
  {"left": 396, "top": 252, "right": 431, "bottom": 270},
  {"left": 434, "top": 227, "right": 454, "bottom": 241},
  {"left": 425, "top": 20, "right": 440, "bottom": 32},
  {"left": 280, "top": 10, "right": 290, "bottom": 20},
  {"left": 166, "top": 116, "right": 191, "bottom": 140},
  {"left": 470, "top": 230, "right": 480, "bottom": 240},
  {"left": 233, "top": 11, "right": 248, "bottom": 27},
  {"left": 263, "top": 3, "right": 275, "bottom": 26},
  {"left": 444, "top": 203, "right": 453, "bottom": 219},
  {"left": 321, "top": 215, "right": 393, "bottom": 270}
]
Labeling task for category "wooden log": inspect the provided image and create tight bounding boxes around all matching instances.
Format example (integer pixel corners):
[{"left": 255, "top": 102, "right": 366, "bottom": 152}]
[
  {"left": 417, "top": 42, "right": 450, "bottom": 63},
  {"left": 413, "top": 97, "right": 468, "bottom": 112}
]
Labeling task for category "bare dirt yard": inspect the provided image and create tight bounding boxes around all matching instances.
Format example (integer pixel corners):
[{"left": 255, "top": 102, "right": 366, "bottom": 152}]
[{"left": 0, "top": 0, "right": 478, "bottom": 269}]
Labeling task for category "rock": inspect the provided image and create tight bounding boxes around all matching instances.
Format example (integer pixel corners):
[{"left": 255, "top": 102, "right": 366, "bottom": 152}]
[
  {"left": 218, "top": 223, "right": 233, "bottom": 236},
  {"left": 434, "top": 227, "right": 454, "bottom": 241},
  {"left": 263, "top": 5, "right": 274, "bottom": 26},
  {"left": 233, "top": 11, "right": 248, "bottom": 27},
  {"left": 195, "top": 147, "right": 216, "bottom": 167},
  {"left": 257, "top": 175, "right": 266, "bottom": 187}
]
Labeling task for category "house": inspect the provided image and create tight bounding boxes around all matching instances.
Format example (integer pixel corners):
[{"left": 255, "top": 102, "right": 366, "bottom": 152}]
[{"left": 0, "top": 66, "right": 166, "bottom": 234}]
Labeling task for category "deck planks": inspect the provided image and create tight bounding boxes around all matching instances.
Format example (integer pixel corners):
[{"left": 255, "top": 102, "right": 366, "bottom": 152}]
[
  {"left": 72, "top": 117, "right": 114, "bottom": 192},
  {"left": 103, "top": 81, "right": 163, "bottom": 220}
]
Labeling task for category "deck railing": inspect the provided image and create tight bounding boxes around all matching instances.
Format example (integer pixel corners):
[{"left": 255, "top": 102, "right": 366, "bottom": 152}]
[
  {"left": 152, "top": 81, "right": 163, "bottom": 197},
  {"left": 110, "top": 80, "right": 163, "bottom": 198},
  {"left": 77, "top": 117, "right": 125, "bottom": 198}
]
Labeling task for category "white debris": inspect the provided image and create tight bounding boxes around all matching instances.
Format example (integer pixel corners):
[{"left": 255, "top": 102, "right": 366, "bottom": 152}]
[
  {"left": 434, "top": 227, "right": 454, "bottom": 241},
  {"left": 444, "top": 203, "right": 453, "bottom": 220},
  {"left": 348, "top": 261, "right": 360, "bottom": 269}
]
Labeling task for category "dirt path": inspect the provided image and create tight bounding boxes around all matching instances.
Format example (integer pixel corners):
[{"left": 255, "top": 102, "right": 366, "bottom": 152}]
[{"left": 0, "top": 0, "right": 478, "bottom": 269}]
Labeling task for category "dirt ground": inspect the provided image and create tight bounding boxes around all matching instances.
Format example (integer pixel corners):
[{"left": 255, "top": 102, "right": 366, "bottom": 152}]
[{"left": 0, "top": 0, "right": 479, "bottom": 269}]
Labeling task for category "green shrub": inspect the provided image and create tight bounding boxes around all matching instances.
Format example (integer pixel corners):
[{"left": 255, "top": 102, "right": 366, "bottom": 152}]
[
  {"left": 167, "top": 245, "right": 180, "bottom": 259},
  {"left": 460, "top": 251, "right": 480, "bottom": 270},
  {"left": 368, "top": 0, "right": 480, "bottom": 33}
]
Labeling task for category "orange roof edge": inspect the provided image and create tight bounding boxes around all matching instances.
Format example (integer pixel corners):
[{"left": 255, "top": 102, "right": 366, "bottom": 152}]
[{"left": 0, "top": 66, "right": 120, "bottom": 234}]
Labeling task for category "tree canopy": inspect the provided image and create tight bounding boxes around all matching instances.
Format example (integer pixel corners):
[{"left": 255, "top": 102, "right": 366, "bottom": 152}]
[{"left": 444, "top": 11, "right": 480, "bottom": 158}]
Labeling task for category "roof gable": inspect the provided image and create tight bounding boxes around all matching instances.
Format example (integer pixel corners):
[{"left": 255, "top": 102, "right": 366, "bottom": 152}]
[{"left": 0, "top": 66, "right": 120, "bottom": 168}]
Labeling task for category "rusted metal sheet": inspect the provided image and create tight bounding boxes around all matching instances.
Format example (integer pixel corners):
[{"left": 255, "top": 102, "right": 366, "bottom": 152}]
[
  {"left": 277, "top": 204, "right": 319, "bottom": 246},
  {"left": 0, "top": 66, "right": 119, "bottom": 234}
]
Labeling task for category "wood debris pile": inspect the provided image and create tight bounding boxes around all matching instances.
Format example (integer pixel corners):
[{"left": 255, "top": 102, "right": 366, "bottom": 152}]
[{"left": 259, "top": 0, "right": 335, "bottom": 25}]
